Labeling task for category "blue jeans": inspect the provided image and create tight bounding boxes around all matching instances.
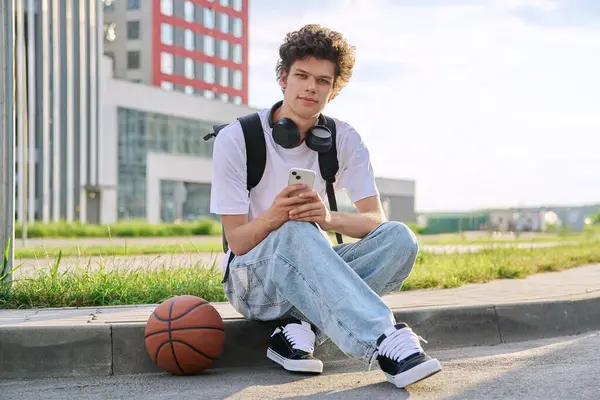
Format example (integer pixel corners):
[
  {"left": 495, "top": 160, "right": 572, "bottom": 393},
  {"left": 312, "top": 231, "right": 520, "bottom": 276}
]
[{"left": 222, "top": 220, "right": 419, "bottom": 363}]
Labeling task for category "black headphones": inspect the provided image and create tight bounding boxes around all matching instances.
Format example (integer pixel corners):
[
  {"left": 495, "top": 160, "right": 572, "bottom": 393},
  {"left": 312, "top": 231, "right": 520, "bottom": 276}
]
[{"left": 268, "top": 100, "right": 332, "bottom": 153}]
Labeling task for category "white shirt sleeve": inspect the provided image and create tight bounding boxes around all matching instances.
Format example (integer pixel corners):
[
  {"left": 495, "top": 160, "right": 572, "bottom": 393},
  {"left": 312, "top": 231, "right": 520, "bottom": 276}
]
[
  {"left": 209, "top": 122, "right": 250, "bottom": 215},
  {"left": 334, "top": 121, "right": 380, "bottom": 203}
]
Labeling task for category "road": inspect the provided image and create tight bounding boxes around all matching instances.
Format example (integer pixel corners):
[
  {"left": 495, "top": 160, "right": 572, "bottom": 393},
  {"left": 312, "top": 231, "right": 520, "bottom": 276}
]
[
  {"left": 1, "top": 331, "right": 598, "bottom": 399},
  {"left": 11, "top": 241, "right": 570, "bottom": 278}
]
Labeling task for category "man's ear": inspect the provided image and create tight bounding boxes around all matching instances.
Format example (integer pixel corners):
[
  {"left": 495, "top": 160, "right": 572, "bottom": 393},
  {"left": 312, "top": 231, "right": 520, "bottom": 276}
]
[{"left": 279, "top": 71, "right": 288, "bottom": 90}]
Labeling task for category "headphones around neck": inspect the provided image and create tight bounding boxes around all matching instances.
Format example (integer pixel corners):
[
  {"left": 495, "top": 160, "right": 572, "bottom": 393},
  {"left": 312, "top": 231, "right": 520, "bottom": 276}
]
[{"left": 268, "top": 100, "right": 332, "bottom": 153}]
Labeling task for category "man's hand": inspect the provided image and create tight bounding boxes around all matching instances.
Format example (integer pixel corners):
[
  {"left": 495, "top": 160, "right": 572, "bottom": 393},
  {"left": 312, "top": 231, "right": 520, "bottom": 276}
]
[
  {"left": 256, "top": 184, "right": 313, "bottom": 231},
  {"left": 288, "top": 191, "right": 332, "bottom": 230}
]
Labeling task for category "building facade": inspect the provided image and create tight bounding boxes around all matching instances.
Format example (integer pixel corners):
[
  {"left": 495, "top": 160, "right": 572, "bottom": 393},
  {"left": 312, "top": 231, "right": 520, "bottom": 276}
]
[
  {"left": 102, "top": 0, "right": 248, "bottom": 105},
  {"left": 99, "top": 55, "right": 258, "bottom": 224},
  {"left": 13, "top": 0, "right": 103, "bottom": 224}
]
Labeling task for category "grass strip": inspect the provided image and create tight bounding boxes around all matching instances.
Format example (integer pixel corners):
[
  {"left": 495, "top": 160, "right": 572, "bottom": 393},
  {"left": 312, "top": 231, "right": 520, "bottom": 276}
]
[{"left": 1, "top": 241, "right": 599, "bottom": 309}]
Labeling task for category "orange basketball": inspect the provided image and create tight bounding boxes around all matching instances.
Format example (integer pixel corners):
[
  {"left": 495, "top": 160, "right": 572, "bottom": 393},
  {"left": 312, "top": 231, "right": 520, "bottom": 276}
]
[{"left": 144, "top": 295, "right": 225, "bottom": 375}]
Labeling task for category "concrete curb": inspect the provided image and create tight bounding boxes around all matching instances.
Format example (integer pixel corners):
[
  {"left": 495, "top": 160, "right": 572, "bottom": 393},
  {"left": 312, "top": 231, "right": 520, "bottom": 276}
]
[{"left": 1, "top": 296, "right": 599, "bottom": 378}]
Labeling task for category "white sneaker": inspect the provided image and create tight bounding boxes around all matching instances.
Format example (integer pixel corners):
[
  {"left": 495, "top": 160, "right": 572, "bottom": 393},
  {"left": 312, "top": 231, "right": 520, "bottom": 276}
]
[
  {"left": 369, "top": 323, "right": 442, "bottom": 388},
  {"left": 266, "top": 319, "right": 323, "bottom": 373}
]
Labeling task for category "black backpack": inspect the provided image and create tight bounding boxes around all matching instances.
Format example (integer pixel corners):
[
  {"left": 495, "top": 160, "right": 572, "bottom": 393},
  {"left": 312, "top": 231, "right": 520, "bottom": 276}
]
[{"left": 204, "top": 112, "right": 344, "bottom": 254}]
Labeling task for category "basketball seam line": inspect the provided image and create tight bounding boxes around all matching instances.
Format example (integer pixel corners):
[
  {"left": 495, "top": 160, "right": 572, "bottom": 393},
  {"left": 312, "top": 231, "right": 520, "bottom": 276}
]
[
  {"left": 168, "top": 298, "right": 186, "bottom": 375},
  {"left": 154, "top": 340, "right": 171, "bottom": 366},
  {"left": 170, "top": 339, "right": 219, "bottom": 361},
  {"left": 152, "top": 301, "right": 209, "bottom": 322},
  {"left": 144, "top": 326, "right": 224, "bottom": 339}
]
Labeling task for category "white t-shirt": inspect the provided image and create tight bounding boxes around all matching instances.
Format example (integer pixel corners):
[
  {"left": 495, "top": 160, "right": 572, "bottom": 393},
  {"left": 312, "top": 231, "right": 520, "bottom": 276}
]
[{"left": 209, "top": 107, "right": 379, "bottom": 272}]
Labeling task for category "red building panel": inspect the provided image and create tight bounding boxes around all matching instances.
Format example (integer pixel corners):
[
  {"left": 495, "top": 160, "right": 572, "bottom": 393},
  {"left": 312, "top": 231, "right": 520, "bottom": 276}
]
[{"left": 151, "top": 0, "right": 249, "bottom": 104}]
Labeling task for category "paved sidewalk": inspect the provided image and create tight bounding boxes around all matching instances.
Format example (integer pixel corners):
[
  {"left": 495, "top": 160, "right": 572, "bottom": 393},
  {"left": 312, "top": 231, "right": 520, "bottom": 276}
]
[{"left": 2, "top": 263, "right": 599, "bottom": 327}]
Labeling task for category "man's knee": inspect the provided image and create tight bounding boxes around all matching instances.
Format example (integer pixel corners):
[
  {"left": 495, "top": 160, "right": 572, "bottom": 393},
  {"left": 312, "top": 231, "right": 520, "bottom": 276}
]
[
  {"left": 276, "top": 220, "right": 322, "bottom": 236},
  {"left": 269, "top": 220, "right": 327, "bottom": 246},
  {"left": 379, "top": 221, "right": 419, "bottom": 263}
]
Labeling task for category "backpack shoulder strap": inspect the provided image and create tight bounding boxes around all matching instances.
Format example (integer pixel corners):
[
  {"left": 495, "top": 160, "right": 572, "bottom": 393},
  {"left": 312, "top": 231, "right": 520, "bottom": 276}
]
[
  {"left": 318, "top": 116, "right": 339, "bottom": 184},
  {"left": 238, "top": 113, "right": 266, "bottom": 191},
  {"left": 218, "top": 113, "right": 266, "bottom": 260},
  {"left": 318, "top": 116, "right": 343, "bottom": 244}
]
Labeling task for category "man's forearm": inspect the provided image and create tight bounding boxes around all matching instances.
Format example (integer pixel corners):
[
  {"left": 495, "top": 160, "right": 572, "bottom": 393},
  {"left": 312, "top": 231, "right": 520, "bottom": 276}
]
[
  {"left": 226, "top": 216, "right": 276, "bottom": 256},
  {"left": 326, "top": 211, "right": 385, "bottom": 239}
]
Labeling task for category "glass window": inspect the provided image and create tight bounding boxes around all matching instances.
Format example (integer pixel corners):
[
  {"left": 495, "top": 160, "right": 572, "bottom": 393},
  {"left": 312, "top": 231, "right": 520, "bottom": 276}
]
[
  {"left": 232, "top": 0, "right": 242, "bottom": 11},
  {"left": 219, "top": 40, "right": 229, "bottom": 60},
  {"left": 184, "top": 1, "right": 194, "bottom": 22},
  {"left": 161, "top": 23, "right": 173, "bottom": 45},
  {"left": 233, "top": 96, "right": 242, "bottom": 105},
  {"left": 233, "top": 69, "right": 242, "bottom": 90},
  {"left": 161, "top": 81, "right": 173, "bottom": 90},
  {"left": 185, "top": 86, "right": 194, "bottom": 95},
  {"left": 203, "top": 8, "right": 215, "bottom": 29},
  {"left": 233, "top": 44, "right": 242, "bottom": 64},
  {"left": 204, "top": 90, "right": 215, "bottom": 100},
  {"left": 127, "top": 0, "right": 141, "bottom": 10},
  {"left": 203, "top": 63, "right": 215, "bottom": 83},
  {"left": 127, "top": 51, "right": 140, "bottom": 69},
  {"left": 116, "top": 107, "right": 219, "bottom": 221},
  {"left": 203, "top": 36, "right": 215, "bottom": 56},
  {"left": 219, "top": 13, "right": 229, "bottom": 33},
  {"left": 233, "top": 18, "right": 242, "bottom": 38},
  {"left": 184, "top": 29, "right": 194, "bottom": 50},
  {"left": 185, "top": 58, "right": 194, "bottom": 79},
  {"left": 220, "top": 67, "right": 229, "bottom": 86},
  {"left": 161, "top": 0, "right": 173, "bottom": 15},
  {"left": 127, "top": 21, "right": 140, "bottom": 40},
  {"left": 220, "top": 93, "right": 229, "bottom": 102},
  {"left": 219, "top": 0, "right": 229, "bottom": 7},
  {"left": 160, "top": 181, "right": 213, "bottom": 222},
  {"left": 161, "top": 52, "right": 173, "bottom": 74}
]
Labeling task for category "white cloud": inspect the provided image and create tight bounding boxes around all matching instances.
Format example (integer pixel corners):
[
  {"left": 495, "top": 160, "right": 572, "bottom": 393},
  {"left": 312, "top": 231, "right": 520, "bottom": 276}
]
[{"left": 248, "top": 0, "right": 600, "bottom": 212}]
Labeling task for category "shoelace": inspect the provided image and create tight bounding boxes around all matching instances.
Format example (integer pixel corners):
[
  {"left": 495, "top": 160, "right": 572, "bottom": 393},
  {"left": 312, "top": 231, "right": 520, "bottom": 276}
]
[
  {"left": 368, "top": 327, "right": 428, "bottom": 370},
  {"left": 282, "top": 323, "right": 316, "bottom": 353}
]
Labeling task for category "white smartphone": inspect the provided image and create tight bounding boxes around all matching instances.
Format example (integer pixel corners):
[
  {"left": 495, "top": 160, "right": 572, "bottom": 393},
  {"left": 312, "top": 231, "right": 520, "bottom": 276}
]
[{"left": 288, "top": 167, "right": 316, "bottom": 191}]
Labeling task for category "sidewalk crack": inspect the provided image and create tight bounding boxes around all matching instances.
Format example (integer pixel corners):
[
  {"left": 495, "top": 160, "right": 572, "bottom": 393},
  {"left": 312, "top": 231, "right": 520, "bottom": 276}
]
[
  {"left": 109, "top": 324, "right": 115, "bottom": 376},
  {"left": 493, "top": 305, "right": 504, "bottom": 344}
]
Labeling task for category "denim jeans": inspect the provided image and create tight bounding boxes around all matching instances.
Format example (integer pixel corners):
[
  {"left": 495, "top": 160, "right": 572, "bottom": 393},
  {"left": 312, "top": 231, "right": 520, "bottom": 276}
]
[{"left": 222, "top": 220, "right": 419, "bottom": 363}]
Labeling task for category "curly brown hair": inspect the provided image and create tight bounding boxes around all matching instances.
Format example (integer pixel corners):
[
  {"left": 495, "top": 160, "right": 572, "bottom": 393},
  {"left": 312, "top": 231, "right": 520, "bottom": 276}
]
[{"left": 276, "top": 24, "right": 357, "bottom": 98}]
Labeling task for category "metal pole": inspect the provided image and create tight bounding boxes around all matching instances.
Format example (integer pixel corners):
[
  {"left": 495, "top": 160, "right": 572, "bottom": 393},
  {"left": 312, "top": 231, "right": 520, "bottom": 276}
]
[
  {"left": 1, "top": 0, "right": 16, "bottom": 284},
  {"left": 16, "top": 0, "right": 26, "bottom": 242},
  {"left": 27, "top": 0, "right": 36, "bottom": 226}
]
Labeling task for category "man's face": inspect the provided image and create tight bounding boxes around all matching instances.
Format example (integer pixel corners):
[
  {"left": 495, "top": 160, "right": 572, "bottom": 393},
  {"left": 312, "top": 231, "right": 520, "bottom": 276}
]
[{"left": 280, "top": 57, "right": 336, "bottom": 119}]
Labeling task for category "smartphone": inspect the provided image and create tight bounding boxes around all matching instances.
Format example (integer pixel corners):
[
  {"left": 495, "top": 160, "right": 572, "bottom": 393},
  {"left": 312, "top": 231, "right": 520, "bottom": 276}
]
[{"left": 288, "top": 167, "right": 316, "bottom": 191}]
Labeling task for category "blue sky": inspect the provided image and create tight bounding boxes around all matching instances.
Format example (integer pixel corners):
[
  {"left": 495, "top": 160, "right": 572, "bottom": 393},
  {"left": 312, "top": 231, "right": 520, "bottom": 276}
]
[{"left": 246, "top": 0, "right": 600, "bottom": 212}]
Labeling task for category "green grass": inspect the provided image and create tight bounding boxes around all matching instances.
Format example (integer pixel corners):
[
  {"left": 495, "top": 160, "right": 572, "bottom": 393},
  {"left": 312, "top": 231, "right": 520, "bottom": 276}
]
[
  {"left": 0, "top": 261, "right": 228, "bottom": 309},
  {"left": 2, "top": 240, "right": 600, "bottom": 309},
  {"left": 13, "top": 219, "right": 222, "bottom": 238},
  {"left": 402, "top": 239, "right": 600, "bottom": 290}
]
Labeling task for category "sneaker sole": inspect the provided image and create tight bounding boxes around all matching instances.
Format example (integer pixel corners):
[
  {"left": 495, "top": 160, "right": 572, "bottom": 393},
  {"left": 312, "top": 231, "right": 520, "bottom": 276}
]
[
  {"left": 384, "top": 358, "right": 441, "bottom": 388},
  {"left": 266, "top": 348, "right": 324, "bottom": 374}
]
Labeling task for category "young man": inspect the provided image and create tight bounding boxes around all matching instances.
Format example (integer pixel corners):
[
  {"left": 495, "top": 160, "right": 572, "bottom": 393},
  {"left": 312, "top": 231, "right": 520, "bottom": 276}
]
[{"left": 209, "top": 24, "right": 441, "bottom": 389}]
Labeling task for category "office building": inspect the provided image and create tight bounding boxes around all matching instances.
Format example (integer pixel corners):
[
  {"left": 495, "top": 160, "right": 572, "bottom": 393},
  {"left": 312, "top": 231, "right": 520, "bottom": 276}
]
[
  {"left": 102, "top": 0, "right": 248, "bottom": 105},
  {"left": 99, "top": 55, "right": 257, "bottom": 224},
  {"left": 12, "top": 0, "right": 103, "bottom": 224}
]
